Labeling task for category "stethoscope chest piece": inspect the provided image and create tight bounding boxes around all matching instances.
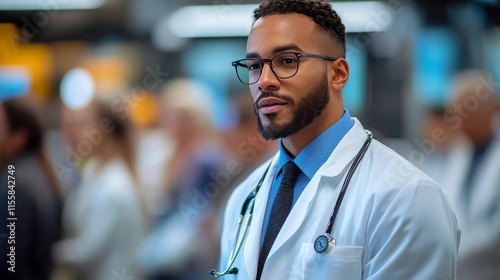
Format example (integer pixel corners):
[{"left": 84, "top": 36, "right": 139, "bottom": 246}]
[{"left": 314, "top": 234, "right": 335, "bottom": 253}]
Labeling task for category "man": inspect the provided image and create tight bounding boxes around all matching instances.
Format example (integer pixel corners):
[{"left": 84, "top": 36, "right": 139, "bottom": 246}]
[
  {"left": 0, "top": 98, "right": 62, "bottom": 280},
  {"left": 216, "top": 1, "right": 460, "bottom": 279},
  {"left": 434, "top": 69, "right": 500, "bottom": 280}
]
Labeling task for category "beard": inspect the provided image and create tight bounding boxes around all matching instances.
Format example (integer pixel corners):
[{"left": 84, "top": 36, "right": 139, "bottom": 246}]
[{"left": 256, "top": 75, "right": 330, "bottom": 140}]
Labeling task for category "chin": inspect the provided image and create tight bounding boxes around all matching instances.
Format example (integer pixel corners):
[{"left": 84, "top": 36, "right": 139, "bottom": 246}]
[{"left": 258, "top": 121, "right": 296, "bottom": 140}]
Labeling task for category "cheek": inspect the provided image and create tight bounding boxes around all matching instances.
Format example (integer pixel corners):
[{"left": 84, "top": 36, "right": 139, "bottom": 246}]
[{"left": 249, "top": 85, "right": 259, "bottom": 100}]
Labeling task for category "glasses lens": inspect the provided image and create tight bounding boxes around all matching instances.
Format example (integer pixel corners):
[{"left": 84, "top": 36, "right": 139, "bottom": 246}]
[
  {"left": 234, "top": 59, "right": 261, "bottom": 85},
  {"left": 271, "top": 52, "right": 299, "bottom": 79}
]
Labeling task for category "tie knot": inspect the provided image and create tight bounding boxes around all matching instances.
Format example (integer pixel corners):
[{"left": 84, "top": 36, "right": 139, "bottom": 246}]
[{"left": 281, "top": 161, "right": 301, "bottom": 187}]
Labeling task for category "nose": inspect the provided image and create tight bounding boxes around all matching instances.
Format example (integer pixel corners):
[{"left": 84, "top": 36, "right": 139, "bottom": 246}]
[{"left": 257, "top": 62, "right": 280, "bottom": 92}]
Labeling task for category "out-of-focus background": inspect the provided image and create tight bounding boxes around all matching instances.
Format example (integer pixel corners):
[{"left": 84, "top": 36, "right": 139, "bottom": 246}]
[{"left": 0, "top": 0, "right": 499, "bottom": 280}]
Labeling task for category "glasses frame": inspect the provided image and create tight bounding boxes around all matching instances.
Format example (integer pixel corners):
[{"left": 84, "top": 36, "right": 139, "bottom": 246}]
[{"left": 231, "top": 52, "right": 338, "bottom": 85}]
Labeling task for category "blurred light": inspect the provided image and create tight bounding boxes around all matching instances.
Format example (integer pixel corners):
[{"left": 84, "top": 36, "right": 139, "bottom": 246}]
[
  {"left": 80, "top": 56, "right": 129, "bottom": 94},
  {"left": 0, "top": 0, "right": 106, "bottom": 10},
  {"left": 343, "top": 43, "right": 367, "bottom": 114},
  {"left": 167, "top": 1, "right": 392, "bottom": 38},
  {"left": 60, "top": 68, "right": 95, "bottom": 109},
  {"left": 487, "top": 27, "right": 500, "bottom": 99},
  {"left": 0, "top": 66, "right": 30, "bottom": 102},
  {"left": 0, "top": 40, "right": 54, "bottom": 102},
  {"left": 0, "top": 23, "right": 18, "bottom": 55},
  {"left": 129, "top": 91, "right": 159, "bottom": 128},
  {"left": 412, "top": 28, "right": 459, "bottom": 106},
  {"left": 152, "top": 15, "right": 188, "bottom": 52}
]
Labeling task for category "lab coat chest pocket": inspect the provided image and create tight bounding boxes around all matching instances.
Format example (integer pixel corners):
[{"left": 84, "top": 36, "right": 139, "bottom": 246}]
[{"left": 291, "top": 243, "right": 364, "bottom": 280}]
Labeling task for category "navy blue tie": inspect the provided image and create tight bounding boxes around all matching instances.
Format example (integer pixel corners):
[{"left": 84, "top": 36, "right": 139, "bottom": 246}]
[{"left": 257, "top": 161, "right": 301, "bottom": 280}]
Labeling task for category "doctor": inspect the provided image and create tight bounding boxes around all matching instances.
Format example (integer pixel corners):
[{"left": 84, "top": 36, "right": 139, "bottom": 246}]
[
  {"left": 216, "top": 0, "right": 460, "bottom": 279},
  {"left": 434, "top": 70, "right": 500, "bottom": 280}
]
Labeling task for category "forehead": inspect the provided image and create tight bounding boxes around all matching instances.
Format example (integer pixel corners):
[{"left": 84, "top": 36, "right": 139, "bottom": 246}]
[{"left": 247, "top": 13, "right": 322, "bottom": 57}]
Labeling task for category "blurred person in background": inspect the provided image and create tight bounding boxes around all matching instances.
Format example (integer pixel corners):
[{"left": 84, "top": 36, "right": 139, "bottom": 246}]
[
  {"left": 52, "top": 96, "right": 146, "bottom": 280},
  {"left": 0, "top": 97, "right": 63, "bottom": 280},
  {"left": 205, "top": 92, "right": 278, "bottom": 277},
  {"left": 138, "top": 79, "right": 227, "bottom": 280},
  {"left": 438, "top": 69, "right": 500, "bottom": 280},
  {"left": 416, "top": 106, "right": 461, "bottom": 183},
  {"left": 55, "top": 103, "right": 95, "bottom": 194},
  {"left": 222, "top": 92, "right": 278, "bottom": 186}
]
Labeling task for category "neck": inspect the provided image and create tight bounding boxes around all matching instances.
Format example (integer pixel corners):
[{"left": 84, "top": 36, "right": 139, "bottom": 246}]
[
  {"left": 470, "top": 129, "right": 493, "bottom": 150},
  {"left": 95, "top": 140, "right": 120, "bottom": 166},
  {"left": 282, "top": 105, "right": 344, "bottom": 157},
  {"left": 175, "top": 134, "right": 200, "bottom": 152}
]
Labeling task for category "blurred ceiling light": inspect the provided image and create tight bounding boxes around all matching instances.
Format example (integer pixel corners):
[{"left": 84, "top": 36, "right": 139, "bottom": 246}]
[
  {"left": 167, "top": 1, "right": 392, "bottom": 38},
  {"left": 152, "top": 15, "right": 189, "bottom": 52},
  {"left": 0, "top": 0, "right": 106, "bottom": 10},
  {"left": 60, "top": 68, "right": 95, "bottom": 110}
]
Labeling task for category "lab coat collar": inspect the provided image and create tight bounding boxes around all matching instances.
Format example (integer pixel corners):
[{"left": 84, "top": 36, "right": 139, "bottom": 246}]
[
  {"left": 244, "top": 118, "right": 368, "bottom": 279},
  {"left": 275, "top": 110, "right": 354, "bottom": 180},
  {"left": 316, "top": 118, "right": 369, "bottom": 178}
]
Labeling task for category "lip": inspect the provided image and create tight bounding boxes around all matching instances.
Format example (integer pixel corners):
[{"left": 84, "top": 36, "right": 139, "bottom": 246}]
[{"left": 257, "top": 97, "right": 287, "bottom": 114}]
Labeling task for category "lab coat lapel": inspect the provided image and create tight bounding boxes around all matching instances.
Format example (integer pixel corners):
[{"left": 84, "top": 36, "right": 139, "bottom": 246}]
[
  {"left": 469, "top": 136, "right": 500, "bottom": 221},
  {"left": 265, "top": 119, "right": 368, "bottom": 261},
  {"left": 316, "top": 119, "right": 368, "bottom": 178},
  {"left": 243, "top": 154, "right": 279, "bottom": 280}
]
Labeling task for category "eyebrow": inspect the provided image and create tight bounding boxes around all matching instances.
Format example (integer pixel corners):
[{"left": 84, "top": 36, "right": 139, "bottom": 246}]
[{"left": 246, "top": 44, "right": 304, "bottom": 59}]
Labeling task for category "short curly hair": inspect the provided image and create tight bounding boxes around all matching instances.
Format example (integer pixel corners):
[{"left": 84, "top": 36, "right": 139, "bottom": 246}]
[{"left": 253, "top": 0, "right": 346, "bottom": 57}]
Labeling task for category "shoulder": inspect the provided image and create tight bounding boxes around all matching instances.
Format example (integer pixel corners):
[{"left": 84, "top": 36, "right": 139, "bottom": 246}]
[
  {"left": 12, "top": 152, "right": 50, "bottom": 190},
  {"left": 368, "top": 139, "right": 438, "bottom": 187},
  {"left": 360, "top": 142, "right": 459, "bottom": 279},
  {"left": 360, "top": 139, "right": 455, "bottom": 216},
  {"left": 362, "top": 139, "right": 456, "bottom": 223},
  {"left": 92, "top": 159, "right": 138, "bottom": 205}
]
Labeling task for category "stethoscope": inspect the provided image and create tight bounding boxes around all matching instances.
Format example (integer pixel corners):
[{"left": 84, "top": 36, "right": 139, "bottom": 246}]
[{"left": 209, "top": 131, "right": 373, "bottom": 278}]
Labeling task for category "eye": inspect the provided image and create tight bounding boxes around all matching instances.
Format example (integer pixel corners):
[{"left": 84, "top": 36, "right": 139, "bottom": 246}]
[
  {"left": 275, "top": 54, "right": 298, "bottom": 67},
  {"left": 247, "top": 62, "right": 262, "bottom": 71},
  {"left": 280, "top": 57, "right": 297, "bottom": 65}
]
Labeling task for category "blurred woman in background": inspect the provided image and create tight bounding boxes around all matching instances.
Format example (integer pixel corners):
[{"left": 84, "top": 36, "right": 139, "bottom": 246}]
[
  {"left": 138, "top": 78, "right": 227, "bottom": 280},
  {"left": 0, "top": 97, "right": 63, "bottom": 280},
  {"left": 53, "top": 96, "right": 146, "bottom": 280}
]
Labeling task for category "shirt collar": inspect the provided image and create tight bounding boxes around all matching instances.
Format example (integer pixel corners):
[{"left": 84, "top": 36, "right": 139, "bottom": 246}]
[{"left": 276, "top": 110, "right": 354, "bottom": 179}]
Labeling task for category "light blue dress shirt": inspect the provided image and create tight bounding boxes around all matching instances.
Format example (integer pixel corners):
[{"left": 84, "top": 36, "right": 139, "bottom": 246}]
[{"left": 260, "top": 110, "right": 353, "bottom": 246}]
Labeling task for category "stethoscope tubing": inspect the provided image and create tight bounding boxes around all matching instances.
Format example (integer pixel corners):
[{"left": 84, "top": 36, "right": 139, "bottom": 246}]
[
  {"left": 210, "top": 131, "right": 372, "bottom": 277},
  {"left": 324, "top": 130, "right": 372, "bottom": 235}
]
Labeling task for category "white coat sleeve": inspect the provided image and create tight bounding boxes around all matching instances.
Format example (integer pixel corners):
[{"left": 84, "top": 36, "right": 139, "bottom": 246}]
[{"left": 363, "top": 178, "right": 460, "bottom": 280}]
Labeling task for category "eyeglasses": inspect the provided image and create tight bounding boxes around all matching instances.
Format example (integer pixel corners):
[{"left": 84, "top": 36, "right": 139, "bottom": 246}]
[{"left": 231, "top": 52, "right": 337, "bottom": 85}]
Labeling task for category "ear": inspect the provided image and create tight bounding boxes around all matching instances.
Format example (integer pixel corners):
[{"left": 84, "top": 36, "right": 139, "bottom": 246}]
[{"left": 330, "top": 58, "right": 349, "bottom": 90}]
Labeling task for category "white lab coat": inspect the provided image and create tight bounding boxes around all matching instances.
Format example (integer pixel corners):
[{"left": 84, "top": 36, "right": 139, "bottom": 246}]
[
  {"left": 220, "top": 119, "right": 460, "bottom": 280},
  {"left": 54, "top": 157, "right": 145, "bottom": 280},
  {"left": 434, "top": 134, "right": 500, "bottom": 280}
]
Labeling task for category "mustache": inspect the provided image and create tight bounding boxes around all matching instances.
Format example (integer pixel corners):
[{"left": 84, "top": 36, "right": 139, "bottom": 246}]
[{"left": 254, "top": 91, "right": 295, "bottom": 109}]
